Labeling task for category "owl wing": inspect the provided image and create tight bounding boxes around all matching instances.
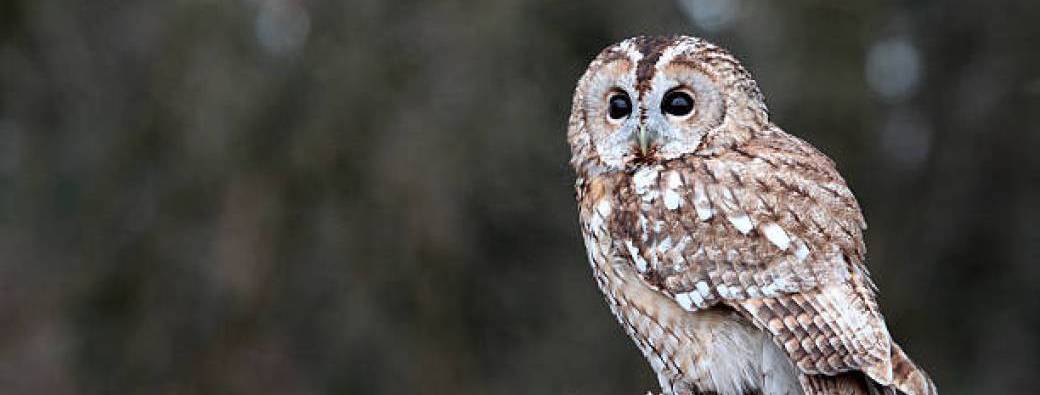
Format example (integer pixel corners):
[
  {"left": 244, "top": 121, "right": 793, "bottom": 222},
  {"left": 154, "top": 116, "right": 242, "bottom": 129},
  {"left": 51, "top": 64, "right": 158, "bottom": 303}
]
[{"left": 611, "top": 131, "right": 932, "bottom": 394}]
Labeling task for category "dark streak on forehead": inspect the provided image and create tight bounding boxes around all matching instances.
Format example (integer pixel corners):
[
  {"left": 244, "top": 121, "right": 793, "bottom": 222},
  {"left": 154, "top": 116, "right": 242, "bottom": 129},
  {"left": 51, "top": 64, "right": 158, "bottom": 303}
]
[{"left": 633, "top": 36, "right": 678, "bottom": 97}]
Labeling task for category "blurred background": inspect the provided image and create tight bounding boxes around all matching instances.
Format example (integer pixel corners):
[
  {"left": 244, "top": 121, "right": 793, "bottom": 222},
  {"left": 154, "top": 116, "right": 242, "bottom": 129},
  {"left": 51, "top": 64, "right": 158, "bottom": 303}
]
[{"left": 2, "top": 0, "right": 1039, "bottom": 394}]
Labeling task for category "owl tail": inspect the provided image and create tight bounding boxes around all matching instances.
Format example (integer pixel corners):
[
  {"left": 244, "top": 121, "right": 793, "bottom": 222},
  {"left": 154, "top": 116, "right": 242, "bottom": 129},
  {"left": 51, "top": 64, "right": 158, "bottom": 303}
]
[
  {"left": 888, "top": 342, "right": 937, "bottom": 395},
  {"left": 800, "top": 342, "right": 937, "bottom": 395}
]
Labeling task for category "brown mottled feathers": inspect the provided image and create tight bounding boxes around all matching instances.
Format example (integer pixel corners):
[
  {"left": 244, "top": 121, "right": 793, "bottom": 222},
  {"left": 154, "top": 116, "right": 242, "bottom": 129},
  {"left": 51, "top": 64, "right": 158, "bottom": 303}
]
[
  {"left": 799, "top": 348, "right": 936, "bottom": 395},
  {"left": 888, "top": 343, "right": 937, "bottom": 395},
  {"left": 591, "top": 130, "right": 933, "bottom": 395},
  {"left": 799, "top": 373, "right": 875, "bottom": 395}
]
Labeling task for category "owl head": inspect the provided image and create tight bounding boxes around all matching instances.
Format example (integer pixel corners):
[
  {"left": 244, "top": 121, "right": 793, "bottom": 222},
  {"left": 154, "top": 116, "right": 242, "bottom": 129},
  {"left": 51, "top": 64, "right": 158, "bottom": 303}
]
[{"left": 568, "top": 36, "right": 770, "bottom": 177}]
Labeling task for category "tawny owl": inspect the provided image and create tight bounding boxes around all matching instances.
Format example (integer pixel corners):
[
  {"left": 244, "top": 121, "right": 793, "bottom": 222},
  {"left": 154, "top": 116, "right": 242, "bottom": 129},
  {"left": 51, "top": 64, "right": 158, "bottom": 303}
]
[{"left": 569, "top": 36, "right": 936, "bottom": 395}]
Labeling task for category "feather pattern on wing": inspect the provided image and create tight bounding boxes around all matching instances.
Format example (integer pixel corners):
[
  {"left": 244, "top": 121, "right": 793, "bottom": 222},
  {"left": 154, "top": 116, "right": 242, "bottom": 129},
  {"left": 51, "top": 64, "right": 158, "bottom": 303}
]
[{"left": 596, "top": 129, "right": 932, "bottom": 394}]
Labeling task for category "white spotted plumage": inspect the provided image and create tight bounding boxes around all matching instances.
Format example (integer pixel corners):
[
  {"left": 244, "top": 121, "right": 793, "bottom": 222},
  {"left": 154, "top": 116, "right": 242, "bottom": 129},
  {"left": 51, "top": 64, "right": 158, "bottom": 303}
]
[{"left": 760, "top": 222, "right": 792, "bottom": 251}]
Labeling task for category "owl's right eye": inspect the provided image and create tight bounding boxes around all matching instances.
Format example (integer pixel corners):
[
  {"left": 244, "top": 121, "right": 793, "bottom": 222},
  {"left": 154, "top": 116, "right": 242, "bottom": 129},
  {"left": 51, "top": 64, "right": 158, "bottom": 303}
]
[{"left": 607, "top": 93, "right": 632, "bottom": 120}]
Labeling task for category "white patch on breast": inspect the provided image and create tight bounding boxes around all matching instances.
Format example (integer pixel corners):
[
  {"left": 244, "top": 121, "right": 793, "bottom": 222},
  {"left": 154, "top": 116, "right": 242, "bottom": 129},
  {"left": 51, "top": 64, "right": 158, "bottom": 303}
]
[
  {"left": 664, "top": 170, "right": 683, "bottom": 189},
  {"left": 793, "top": 241, "right": 810, "bottom": 261},
  {"left": 692, "top": 182, "right": 714, "bottom": 221},
  {"left": 727, "top": 213, "right": 754, "bottom": 235},
  {"left": 759, "top": 222, "right": 790, "bottom": 251},
  {"left": 662, "top": 171, "right": 684, "bottom": 210},
  {"left": 664, "top": 190, "right": 682, "bottom": 210},
  {"left": 625, "top": 240, "right": 648, "bottom": 273},
  {"left": 633, "top": 166, "right": 661, "bottom": 201}
]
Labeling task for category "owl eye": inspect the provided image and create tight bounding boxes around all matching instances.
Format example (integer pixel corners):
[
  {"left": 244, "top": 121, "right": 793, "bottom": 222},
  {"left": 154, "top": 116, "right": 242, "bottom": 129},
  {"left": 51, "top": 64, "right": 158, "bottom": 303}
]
[
  {"left": 661, "top": 89, "right": 694, "bottom": 117},
  {"left": 607, "top": 93, "right": 632, "bottom": 120}
]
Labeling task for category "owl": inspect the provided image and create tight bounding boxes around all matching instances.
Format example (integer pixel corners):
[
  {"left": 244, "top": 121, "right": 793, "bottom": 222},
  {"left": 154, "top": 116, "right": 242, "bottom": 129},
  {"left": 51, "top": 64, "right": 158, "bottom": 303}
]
[{"left": 569, "top": 36, "right": 936, "bottom": 395}]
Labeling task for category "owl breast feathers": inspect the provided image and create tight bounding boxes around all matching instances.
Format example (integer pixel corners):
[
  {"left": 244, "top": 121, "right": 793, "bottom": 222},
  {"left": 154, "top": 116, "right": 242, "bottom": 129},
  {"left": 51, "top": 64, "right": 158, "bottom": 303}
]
[{"left": 568, "top": 36, "right": 936, "bottom": 395}]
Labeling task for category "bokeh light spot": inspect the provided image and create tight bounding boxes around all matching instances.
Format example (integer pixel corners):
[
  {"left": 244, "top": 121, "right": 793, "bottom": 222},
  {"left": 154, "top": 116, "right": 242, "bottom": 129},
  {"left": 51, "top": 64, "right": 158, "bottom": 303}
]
[
  {"left": 255, "top": 0, "right": 310, "bottom": 56},
  {"left": 679, "top": 0, "right": 740, "bottom": 32},
  {"left": 866, "top": 38, "right": 922, "bottom": 101}
]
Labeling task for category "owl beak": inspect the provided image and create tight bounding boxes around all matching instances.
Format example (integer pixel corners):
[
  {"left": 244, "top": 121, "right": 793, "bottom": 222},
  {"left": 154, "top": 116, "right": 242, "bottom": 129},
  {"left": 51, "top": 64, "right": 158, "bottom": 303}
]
[{"left": 637, "top": 125, "right": 652, "bottom": 156}]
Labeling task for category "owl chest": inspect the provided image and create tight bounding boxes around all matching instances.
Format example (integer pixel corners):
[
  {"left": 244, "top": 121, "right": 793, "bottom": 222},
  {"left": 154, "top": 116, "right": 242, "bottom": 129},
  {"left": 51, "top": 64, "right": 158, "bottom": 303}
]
[
  {"left": 579, "top": 169, "right": 790, "bottom": 395},
  {"left": 598, "top": 166, "right": 707, "bottom": 282},
  {"left": 579, "top": 167, "right": 702, "bottom": 285},
  {"left": 579, "top": 195, "right": 692, "bottom": 393}
]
